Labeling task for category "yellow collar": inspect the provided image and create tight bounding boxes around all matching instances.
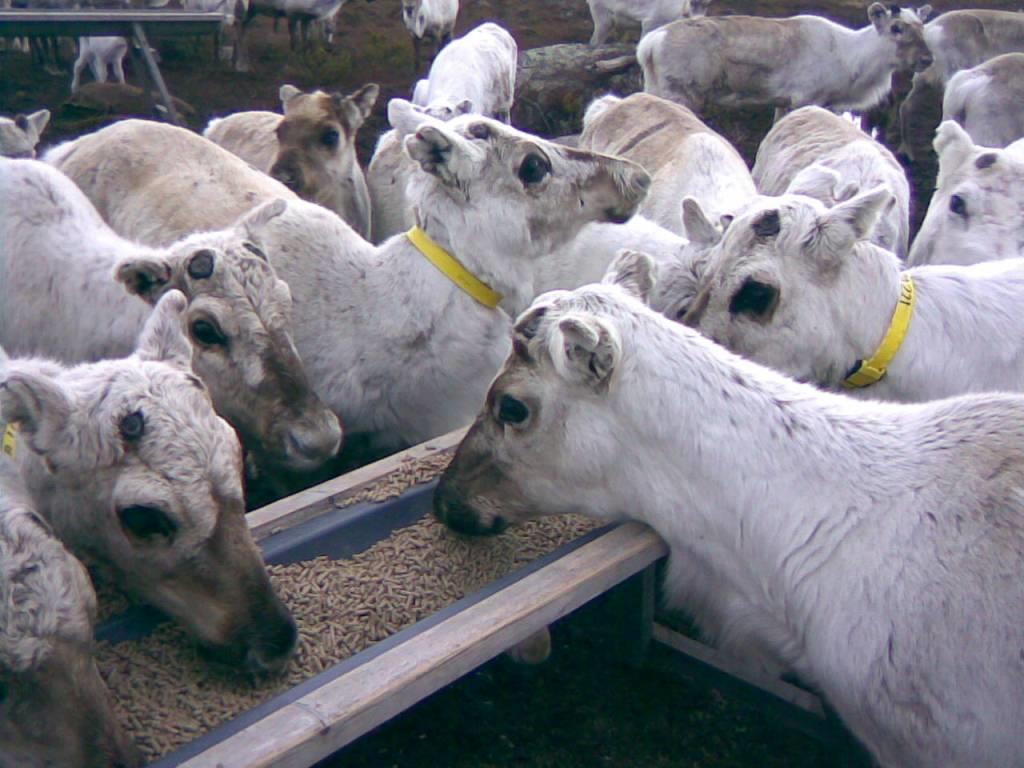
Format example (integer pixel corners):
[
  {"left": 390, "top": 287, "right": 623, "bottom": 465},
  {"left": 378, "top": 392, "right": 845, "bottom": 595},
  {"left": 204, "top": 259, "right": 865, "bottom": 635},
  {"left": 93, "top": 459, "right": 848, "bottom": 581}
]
[
  {"left": 2, "top": 423, "right": 17, "bottom": 460},
  {"left": 406, "top": 226, "right": 503, "bottom": 310},
  {"left": 843, "top": 275, "right": 915, "bottom": 389}
]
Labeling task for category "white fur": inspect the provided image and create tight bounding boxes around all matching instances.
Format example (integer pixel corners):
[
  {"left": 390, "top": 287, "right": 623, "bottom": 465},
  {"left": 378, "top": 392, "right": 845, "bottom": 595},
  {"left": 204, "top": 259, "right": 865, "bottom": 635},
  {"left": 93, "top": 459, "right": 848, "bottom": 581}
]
[
  {"left": 237, "top": 101, "right": 649, "bottom": 453},
  {"left": 579, "top": 93, "right": 755, "bottom": 237},
  {"left": 638, "top": 4, "right": 932, "bottom": 113},
  {"left": 907, "top": 121, "right": 1024, "bottom": 267},
  {"left": 411, "top": 22, "right": 517, "bottom": 123},
  {"left": 753, "top": 106, "right": 910, "bottom": 259},
  {"left": 0, "top": 110, "right": 49, "bottom": 158},
  {"left": 440, "top": 275, "right": 1024, "bottom": 768},
  {"left": 0, "top": 157, "right": 341, "bottom": 473},
  {"left": 401, "top": 0, "right": 457, "bottom": 41},
  {"left": 686, "top": 189, "right": 1024, "bottom": 402},
  {"left": 586, "top": 0, "right": 711, "bottom": 45},
  {"left": 366, "top": 101, "right": 471, "bottom": 243},
  {"left": 70, "top": 36, "right": 127, "bottom": 94},
  {"left": 942, "top": 53, "right": 1024, "bottom": 150}
]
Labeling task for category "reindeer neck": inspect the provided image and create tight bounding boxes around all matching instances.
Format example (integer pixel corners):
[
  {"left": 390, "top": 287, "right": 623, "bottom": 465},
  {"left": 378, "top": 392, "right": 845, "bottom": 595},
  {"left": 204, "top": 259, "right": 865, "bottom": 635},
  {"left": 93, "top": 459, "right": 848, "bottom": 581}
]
[{"left": 830, "top": 25, "right": 898, "bottom": 110}]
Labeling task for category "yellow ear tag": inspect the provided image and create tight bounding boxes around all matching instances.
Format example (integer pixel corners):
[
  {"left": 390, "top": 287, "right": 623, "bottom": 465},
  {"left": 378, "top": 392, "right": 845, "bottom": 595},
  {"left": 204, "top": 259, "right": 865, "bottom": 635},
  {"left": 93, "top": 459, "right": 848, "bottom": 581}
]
[{"left": 2, "top": 424, "right": 18, "bottom": 461}]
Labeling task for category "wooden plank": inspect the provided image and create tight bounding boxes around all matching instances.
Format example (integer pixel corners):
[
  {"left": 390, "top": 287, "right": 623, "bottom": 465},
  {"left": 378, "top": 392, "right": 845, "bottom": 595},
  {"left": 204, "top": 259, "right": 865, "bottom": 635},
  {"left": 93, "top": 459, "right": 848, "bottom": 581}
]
[
  {"left": 0, "top": 10, "right": 222, "bottom": 37},
  {"left": 651, "top": 622, "right": 825, "bottom": 717},
  {"left": 247, "top": 427, "right": 468, "bottom": 541},
  {"left": 178, "top": 521, "right": 669, "bottom": 768}
]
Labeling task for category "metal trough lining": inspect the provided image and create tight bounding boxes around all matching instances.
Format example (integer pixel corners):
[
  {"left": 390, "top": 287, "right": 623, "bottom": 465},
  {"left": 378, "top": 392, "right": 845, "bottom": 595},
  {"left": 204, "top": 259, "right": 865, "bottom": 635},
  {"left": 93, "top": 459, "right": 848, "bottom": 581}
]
[{"left": 146, "top": 516, "right": 614, "bottom": 767}]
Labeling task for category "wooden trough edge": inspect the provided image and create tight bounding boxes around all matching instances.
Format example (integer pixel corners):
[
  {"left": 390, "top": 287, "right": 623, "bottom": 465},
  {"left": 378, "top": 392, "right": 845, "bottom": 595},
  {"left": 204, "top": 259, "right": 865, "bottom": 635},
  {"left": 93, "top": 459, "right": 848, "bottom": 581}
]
[
  {"left": 175, "top": 521, "right": 669, "bottom": 768},
  {"left": 247, "top": 427, "right": 469, "bottom": 541}
]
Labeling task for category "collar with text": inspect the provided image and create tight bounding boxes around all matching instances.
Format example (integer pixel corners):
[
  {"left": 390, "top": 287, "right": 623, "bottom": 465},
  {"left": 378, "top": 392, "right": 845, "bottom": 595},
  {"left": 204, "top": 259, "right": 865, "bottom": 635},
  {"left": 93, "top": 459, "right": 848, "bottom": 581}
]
[
  {"left": 405, "top": 226, "right": 503, "bottom": 310},
  {"left": 843, "top": 274, "right": 915, "bottom": 389}
]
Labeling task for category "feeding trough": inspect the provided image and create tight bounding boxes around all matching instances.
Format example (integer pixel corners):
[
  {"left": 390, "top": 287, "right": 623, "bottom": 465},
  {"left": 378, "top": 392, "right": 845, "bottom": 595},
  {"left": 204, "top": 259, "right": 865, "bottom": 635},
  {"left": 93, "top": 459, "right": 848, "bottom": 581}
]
[{"left": 93, "top": 429, "right": 669, "bottom": 767}]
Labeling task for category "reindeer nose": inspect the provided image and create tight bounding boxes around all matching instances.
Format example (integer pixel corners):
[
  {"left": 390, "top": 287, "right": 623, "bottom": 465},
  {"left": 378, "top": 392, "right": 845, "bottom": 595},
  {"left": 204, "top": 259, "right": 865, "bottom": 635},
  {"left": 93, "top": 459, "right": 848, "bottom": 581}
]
[
  {"left": 271, "top": 163, "right": 303, "bottom": 192},
  {"left": 433, "top": 484, "right": 506, "bottom": 536}
]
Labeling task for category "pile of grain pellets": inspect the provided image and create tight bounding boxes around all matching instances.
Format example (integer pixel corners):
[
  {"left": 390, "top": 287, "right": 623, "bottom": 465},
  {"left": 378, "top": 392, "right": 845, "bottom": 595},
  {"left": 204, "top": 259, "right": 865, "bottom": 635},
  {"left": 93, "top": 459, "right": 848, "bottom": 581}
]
[{"left": 95, "top": 450, "right": 598, "bottom": 761}]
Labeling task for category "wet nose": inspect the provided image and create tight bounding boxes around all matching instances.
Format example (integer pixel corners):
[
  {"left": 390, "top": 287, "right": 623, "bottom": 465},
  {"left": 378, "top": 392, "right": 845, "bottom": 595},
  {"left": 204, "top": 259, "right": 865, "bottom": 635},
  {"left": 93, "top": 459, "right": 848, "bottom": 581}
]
[
  {"left": 245, "top": 607, "right": 299, "bottom": 677},
  {"left": 271, "top": 163, "right": 303, "bottom": 192},
  {"left": 284, "top": 411, "right": 343, "bottom": 470},
  {"left": 433, "top": 485, "right": 506, "bottom": 536}
]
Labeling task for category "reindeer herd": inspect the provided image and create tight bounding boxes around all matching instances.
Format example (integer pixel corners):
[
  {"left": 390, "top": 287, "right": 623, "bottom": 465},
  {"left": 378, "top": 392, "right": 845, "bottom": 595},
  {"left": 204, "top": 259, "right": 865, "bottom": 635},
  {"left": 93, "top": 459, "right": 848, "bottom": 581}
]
[{"left": 3, "top": 0, "right": 1024, "bottom": 766}]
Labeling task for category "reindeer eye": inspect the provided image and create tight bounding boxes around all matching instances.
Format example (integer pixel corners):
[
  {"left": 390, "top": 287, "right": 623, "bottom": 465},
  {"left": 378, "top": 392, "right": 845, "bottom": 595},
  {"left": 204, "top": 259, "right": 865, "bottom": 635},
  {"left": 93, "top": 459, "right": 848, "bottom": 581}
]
[
  {"left": 118, "top": 505, "right": 177, "bottom": 543},
  {"left": 673, "top": 304, "right": 690, "bottom": 321},
  {"left": 890, "top": 22, "right": 904, "bottom": 34},
  {"left": 752, "top": 210, "right": 781, "bottom": 237},
  {"left": 119, "top": 410, "right": 145, "bottom": 441},
  {"left": 321, "top": 128, "right": 340, "bottom": 148},
  {"left": 949, "top": 194, "right": 968, "bottom": 217},
  {"left": 729, "top": 278, "right": 778, "bottom": 319},
  {"left": 190, "top": 319, "right": 227, "bottom": 347},
  {"left": 518, "top": 153, "right": 550, "bottom": 185},
  {"left": 497, "top": 394, "right": 530, "bottom": 425}
]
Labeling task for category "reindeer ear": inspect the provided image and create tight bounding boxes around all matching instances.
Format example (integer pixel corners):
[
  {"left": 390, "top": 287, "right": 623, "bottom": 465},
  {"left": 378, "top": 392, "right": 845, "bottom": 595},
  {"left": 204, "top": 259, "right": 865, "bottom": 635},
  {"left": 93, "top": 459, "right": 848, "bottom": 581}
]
[
  {"left": 934, "top": 120, "right": 977, "bottom": 186},
  {"left": 237, "top": 197, "right": 287, "bottom": 241},
  {"left": 279, "top": 84, "right": 302, "bottom": 110},
  {"left": 0, "top": 370, "right": 75, "bottom": 469},
  {"left": 348, "top": 83, "right": 379, "bottom": 120},
  {"left": 603, "top": 249, "right": 656, "bottom": 304},
  {"left": 554, "top": 313, "right": 621, "bottom": 389},
  {"left": 114, "top": 254, "right": 174, "bottom": 304},
  {"left": 916, "top": 4, "right": 933, "bottom": 21},
  {"left": 403, "top": 121, "right": 479, "bottom": 188},
  {"left": 681, "top": 197, "right": 722, "bottom": 247},
  {"left": 868, "top": 2, "right": 888, "bottom": 29},
  {"left": 816, "top": 185, "right": 893, "bottom": 257},
  {"left": 135, "top": 290, "right": 193, "bottom": 369},
  {"left": 24, "top": 108, "right": 50, "bottom": 138}
]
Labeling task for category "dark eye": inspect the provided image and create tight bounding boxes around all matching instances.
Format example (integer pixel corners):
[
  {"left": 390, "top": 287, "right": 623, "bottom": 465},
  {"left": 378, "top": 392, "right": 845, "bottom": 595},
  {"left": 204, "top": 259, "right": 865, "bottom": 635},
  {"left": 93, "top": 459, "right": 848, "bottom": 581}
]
[
  {"left": 321, "top": 128, "right": 340, "bottom": 148},
  {"left": 949, "top": 194, "right": 967, "bottom": 217},
  {"left": 890, "top": 22, "right": 904, "bottom": 34},
  {"left": 729, "top": 278, "right": 778, "bottom": 319},
  {"left": 118, "top": 505, "right": 177, "bottom": 543},
  {"left": 518, "top": 153, "right": 550, "bottom": 185},
  {"left": 190, "top": 319, "right": 227, "bottom": 347},
  {"left": 497, "top": 394, "right": 530, "bottom": 425},
  {"left": 119, "top": 410, "right": 145, "bottom": 441},
  {"left": 674, "top": 304, "right": 690, "bottom": 321}
]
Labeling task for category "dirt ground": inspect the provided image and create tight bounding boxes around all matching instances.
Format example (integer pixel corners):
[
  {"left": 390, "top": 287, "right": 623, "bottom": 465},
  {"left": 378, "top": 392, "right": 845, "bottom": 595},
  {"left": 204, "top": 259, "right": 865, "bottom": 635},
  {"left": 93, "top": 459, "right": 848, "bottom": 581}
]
[{"left": 0, "top": 1, "right": 1019, "bottom": 765}]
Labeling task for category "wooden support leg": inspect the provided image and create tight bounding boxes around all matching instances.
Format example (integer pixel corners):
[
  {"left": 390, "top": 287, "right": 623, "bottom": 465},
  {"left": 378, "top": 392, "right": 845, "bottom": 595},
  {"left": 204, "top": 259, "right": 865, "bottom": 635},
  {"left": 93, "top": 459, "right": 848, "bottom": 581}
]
[
  {"left": 130, "top": 22, "right": 181, "bottom": 126},
  {"left": 602, "top": 563, "right": 657, "bottom": 668}
]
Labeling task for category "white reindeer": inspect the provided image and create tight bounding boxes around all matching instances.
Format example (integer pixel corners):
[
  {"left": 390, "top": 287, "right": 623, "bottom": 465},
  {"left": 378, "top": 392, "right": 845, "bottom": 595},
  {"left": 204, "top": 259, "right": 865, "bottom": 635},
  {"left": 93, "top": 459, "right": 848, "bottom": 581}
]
[
  {"left": 401, "top": 0, "right": 458, "bottom": 73},
  {"left": 0, "top": 491, "right": 141, "bottom": 767},
  {"left": 907, "top": 121, "right": 1024, "bottom": 267},
  {"left": 203, "top": 83, "right": 379, "bottom": 238},
  {"left": 639, "top": 4, "right": 933, "bottom": 116},
  {"left": 0, "top": 110, "right": 50, "bottom": 158},
  {"left": 0, "top": 157, "right": 342, "bottom": 475},
  {"left": 680, "top": 188, "right": 1024, "bottom": 403},
  {"left": 435, "top": 253, "right": 1024, "bottom": 768},
  {"left": 1, "top": 291, "right": 297, "bottom": 675},
  {"left": 579, "top": 93, "right": 756, "bottom": 238},
  {"left": 235, "top": 100, "right": 650, "bottom": 456},
  {"left": 752, "top": 106, "right": 911, "bottom": 259},
  {"left": 898, "top": 9, "right": 1024, "bottom": 160},
  {"left": 70, "top": 36, "right": 127, "bottom": 93},
  {"left": 942, "top": 53, "right": 1024, "bottom": 150},
  {"left": 587, "top": 0, "right": 711, "bottom": 45},
  {"left": 411, "top": 22, "right": 517, "bottom": 124}
]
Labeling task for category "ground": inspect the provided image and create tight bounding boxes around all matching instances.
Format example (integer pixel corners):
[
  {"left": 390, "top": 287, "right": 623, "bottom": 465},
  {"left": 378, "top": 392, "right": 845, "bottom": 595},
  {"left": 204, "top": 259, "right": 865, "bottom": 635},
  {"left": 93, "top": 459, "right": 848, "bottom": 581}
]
[{"left": 0, "top": 1, "right": 1017, "bottom": 765}]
